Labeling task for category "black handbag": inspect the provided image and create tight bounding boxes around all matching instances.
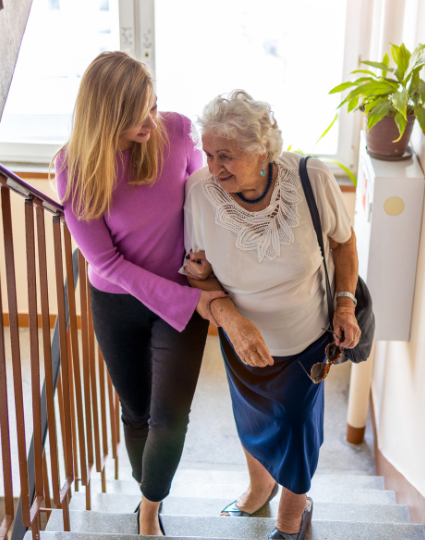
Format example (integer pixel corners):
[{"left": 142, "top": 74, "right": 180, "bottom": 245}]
[{"left": 299, "top": 156, "right": 375, "bottom": 364}]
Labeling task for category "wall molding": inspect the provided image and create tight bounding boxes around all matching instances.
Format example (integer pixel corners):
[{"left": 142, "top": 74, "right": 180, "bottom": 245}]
[
  {"left": 10, "top": 170, "right": 357, "bottom": 192},
  {"left": 370, "top": 394, "right": 425, "bottom": 526},
  {"left": 2, "top": 312, "right": 219, "bottom": 335}
]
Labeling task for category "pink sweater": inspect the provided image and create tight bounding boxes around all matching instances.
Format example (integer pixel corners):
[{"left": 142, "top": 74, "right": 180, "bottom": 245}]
[{"left": 56, "top": 113, "right": 202, "bottom": 331}]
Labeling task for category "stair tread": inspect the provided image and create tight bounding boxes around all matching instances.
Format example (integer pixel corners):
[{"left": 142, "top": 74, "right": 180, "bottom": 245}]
[
  {"left": 64, "top": 497, "right": 411, "bottom": 523},
  {"left": 86, "top": 471, "right": 384, "bottom": 495},
  {"left": 44, "top": 512, "right": 425, "bottom": 540},
  {"left": 72, "top": 483, "right": 396, "bottom": 504},
  {"left": 26, "top": 534, "right": 228, "bottom": 540}
]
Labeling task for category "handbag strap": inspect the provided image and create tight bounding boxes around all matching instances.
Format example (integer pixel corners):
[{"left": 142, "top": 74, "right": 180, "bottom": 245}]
[{"left": 298, "top": 156, "right": 335, "bottom": 330}]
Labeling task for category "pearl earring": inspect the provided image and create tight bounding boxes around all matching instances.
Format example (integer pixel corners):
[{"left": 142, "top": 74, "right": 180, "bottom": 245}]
[{"left": 260, "top": 168, "right": 266, "bottom": 176}]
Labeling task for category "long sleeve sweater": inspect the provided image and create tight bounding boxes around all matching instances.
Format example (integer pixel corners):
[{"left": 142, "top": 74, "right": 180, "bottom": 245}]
[{"left": 56, "top": 112, "right": 202, "bottom": 332}]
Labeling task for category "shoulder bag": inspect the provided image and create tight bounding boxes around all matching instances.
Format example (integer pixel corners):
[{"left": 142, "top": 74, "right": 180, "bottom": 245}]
[{"left": 298, "top": 156, "right": 375, "bottom": 364}]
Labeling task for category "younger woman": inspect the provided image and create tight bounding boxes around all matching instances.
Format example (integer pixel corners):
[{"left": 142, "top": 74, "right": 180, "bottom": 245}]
[{"left": 55, "top": 51, "right": 225, "bottom": 536}]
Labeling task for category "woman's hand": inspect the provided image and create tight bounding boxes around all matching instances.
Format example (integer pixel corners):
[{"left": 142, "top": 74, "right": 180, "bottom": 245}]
[
  {"left": 333, "top": 304, "right": 361, "bottom": 349},
  {"left": 330, "top": 230, "right": 360, "bottom": 349},
  {"left": 185, "top": 250, "right": 213, "bottom": 281},
  {"left": 196, "top": 290, "right": 228, "bottom": 327},
  {"left": 223, "top": 313, "right": 274, "bottom": 368}
]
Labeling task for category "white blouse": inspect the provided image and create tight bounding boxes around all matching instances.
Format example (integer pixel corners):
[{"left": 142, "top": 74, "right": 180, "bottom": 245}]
[{"left": 182, "top": 152, "right": 352, "bottom": 356}]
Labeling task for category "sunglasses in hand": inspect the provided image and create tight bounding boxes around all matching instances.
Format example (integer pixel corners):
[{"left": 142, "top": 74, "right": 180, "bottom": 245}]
[{"left": 298, "top": 329, "right": 344, "bottom": 384}]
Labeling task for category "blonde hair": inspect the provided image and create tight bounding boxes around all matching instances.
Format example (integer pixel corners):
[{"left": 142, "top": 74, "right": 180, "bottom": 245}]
[
  {"left": 198, "top": 90, "right": 283, "bottom": 161},
  {"left": 51, "top": 51, "right": 168, "bottom": 221}
]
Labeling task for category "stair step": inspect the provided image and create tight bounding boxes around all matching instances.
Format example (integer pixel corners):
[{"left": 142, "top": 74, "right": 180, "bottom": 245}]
[
  {"left": 45, "top": 511, "right": 425, "bottom": 539},
  {"left": 81, "top": 482, "right": 396, "bottom": 504},
  {"left": 26, "top": 534, "right": 225, "bottom": 540},
  {"left": 70, "top": 483, "right": 397, "bottom": 514},
  {"left": 66, "top": 496, "right": 410, "bottom": 523},
  {"left": 83, "top": 472, "right": 385, "bottom": 498},
  {"left": 173, "top": 470, "right": 385, "bottom": 490}
]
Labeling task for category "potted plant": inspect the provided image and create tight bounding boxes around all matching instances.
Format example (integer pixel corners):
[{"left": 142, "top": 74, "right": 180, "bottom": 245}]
[{"left": 329, "top": 43, "right": 425, "bottom": 160}]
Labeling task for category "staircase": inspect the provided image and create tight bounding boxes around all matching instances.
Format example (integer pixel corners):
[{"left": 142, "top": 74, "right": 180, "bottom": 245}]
[
  {"left": 34, "top": 464, "right": 425, "bottom": 539},
  {"left": 4, "top": 333, "right": 425, "bottom": 539}
]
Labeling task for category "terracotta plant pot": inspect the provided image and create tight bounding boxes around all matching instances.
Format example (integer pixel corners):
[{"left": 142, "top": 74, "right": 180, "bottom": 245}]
[{"left": 366, "top": 114, "right": 415, "bottom": 159}]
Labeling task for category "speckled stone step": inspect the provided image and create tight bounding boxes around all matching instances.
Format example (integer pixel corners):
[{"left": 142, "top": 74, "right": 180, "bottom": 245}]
[
  {"left": 44, "top": 511, "right": 425, "bottom": 540},
  {"left": 93, "top": 470, "right": 384, "bottom": 491},
  {"left": 68, "top": 494, "right": 409, "bottom": 523},
  {"left": 82, "top": 473, "right": 386, "bottom": 501},
  {"left": 26, "top": 534, "right": 226, "bottom": 540},
  {"left": 70, "top": 483, "right": 397, "bottom": 514}
]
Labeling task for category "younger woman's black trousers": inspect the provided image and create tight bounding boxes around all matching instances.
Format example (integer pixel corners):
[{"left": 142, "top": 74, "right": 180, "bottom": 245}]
[{"left": 90, "top": 284, "right": 209, "bottom": 502}]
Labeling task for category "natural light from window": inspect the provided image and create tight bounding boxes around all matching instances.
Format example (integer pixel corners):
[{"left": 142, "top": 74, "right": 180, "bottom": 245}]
[
  {"left": 155, "top": 0, "right": 348, "bottom": 155},
  {"left": 0, "top": 0, "right": 119, "bottom": 145},
  {"left": 0, "top": 0, "right": 349, "bottom": 161}
]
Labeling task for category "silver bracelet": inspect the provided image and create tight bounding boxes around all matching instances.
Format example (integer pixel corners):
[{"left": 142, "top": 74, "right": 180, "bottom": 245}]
[{"left": 335, "top": 291, "right": 357, "bottom": 307}]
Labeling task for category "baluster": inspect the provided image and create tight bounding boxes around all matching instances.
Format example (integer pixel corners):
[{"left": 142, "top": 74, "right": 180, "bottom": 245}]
[
  {"left": 107, "top": 372, "right": 119, "bottom": 479},
  {"left": 67, "top": 329, "right": 80, "bottom": 492},
  {"left": 52, "top": 215, "right": 73, "bottom": 533},
  {"left": 97, "top": 345, "right": 108, "bottom": 493},
  {"left": 62, "top": 225, "right": 88, "bottom": 490},
  {"left": 42, "top": 452, "right": 52, "bottom": 510},
  {"left": 0, "top": 250, "right": 14, "bottom": 539},
  {"left": 25, "top": 199, "right": 44, "bottom": 523},
  {"left": 83, "top": 262, "right": 102, "bottom": 474},
  {"left": 35, "top": 204, "right": 61, "bottom": 507},
  {"left": 1, "top": 187, "right": 30, "bottom": 526}
]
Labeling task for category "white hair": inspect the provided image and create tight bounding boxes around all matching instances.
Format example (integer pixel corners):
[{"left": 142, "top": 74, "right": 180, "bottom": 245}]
[{"left": 198, "top": 90, "right": 283, "bottom": 161}]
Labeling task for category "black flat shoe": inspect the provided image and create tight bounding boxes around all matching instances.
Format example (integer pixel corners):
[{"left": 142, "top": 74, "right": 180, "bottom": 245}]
[
  {"left": 268, "top": 497, "right": 313, "bottom": 540},
  {"left": 221, "top": 482, "right": 279, "bottom": 517},
  {"left": 158, "top": 513, "right": 166, "bottom": 535},
  {"left": 136, "top": 503, "right": 166, "bottom": 536}
]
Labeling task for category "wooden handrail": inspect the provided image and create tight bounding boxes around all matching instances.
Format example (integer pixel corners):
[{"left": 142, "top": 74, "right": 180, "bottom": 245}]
[
  {"left": 0, "top": 163, "right": 121, "bottom": 540},
  {"left": 0, "top": 164, "right": 63, "bottom": 215}
]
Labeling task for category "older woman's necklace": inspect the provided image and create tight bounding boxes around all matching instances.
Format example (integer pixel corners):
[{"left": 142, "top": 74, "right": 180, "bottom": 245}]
[{"left": 236, "top": 162, "right": 273, "bottom": 204}]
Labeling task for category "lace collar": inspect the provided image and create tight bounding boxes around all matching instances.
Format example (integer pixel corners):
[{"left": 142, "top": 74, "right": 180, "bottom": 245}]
[{"left": 202, "top": 160, "right": 302, "bottom": 262}]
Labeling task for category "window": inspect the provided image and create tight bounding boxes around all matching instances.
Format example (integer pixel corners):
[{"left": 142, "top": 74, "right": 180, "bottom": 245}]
[
  {"left": 153, "top": 0, "right": 369, "bottom": 174},
  {"left": 0, "top": 0, "right": 120, "bottom": 163},
  {"left": 0, "top": 0, "right": 368, "bottom": 174}
]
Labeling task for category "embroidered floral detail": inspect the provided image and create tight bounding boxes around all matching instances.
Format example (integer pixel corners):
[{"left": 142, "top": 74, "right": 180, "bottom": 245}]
[{"left": 202, "top": 161, "right": 302, "bottom": 262}]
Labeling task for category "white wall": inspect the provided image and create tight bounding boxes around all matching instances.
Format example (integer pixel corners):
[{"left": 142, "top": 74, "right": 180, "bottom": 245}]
[
  {"left": 0, "top": 0, "right": 33, "bottom": 119},
  {"left": 371, "top": 0, "right": 425, "bottom": 496}
]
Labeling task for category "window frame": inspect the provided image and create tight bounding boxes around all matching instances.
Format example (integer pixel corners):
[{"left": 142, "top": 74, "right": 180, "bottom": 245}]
[{"left": 0, "top": 0, "right": 372, "bottom": 178}]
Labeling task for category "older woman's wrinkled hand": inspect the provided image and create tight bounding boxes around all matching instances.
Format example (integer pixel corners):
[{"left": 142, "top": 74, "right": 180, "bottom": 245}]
[
  {"left": 333, "top": 306, "right": 361, "bottom": 349},
  {"left": 184, "top": 250, "right": 213, "bottom": 281},
  {"left": 223, "top": 314, "right": 274, "bottom": 368}
]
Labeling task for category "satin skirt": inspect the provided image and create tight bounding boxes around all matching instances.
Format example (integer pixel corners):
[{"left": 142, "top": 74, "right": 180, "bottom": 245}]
[{"left": 219, "top": 329, "right": 328, "bottom": 495}]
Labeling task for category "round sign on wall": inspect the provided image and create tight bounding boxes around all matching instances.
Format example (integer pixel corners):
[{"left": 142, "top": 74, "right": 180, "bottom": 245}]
[{"left": 384, "top": 196, "right": 405, "bottom": 216}]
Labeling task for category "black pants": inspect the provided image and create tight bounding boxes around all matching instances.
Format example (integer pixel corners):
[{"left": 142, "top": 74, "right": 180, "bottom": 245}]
[{"left": 90, "top": 284, "right": 209, "bottom": 502}]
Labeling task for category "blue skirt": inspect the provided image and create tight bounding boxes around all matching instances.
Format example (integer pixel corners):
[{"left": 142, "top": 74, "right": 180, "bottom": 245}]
[{"left": 219, "top": 329, "right": 328, "bottom": 495}]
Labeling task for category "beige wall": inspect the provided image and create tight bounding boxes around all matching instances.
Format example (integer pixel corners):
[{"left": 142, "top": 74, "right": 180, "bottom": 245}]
[
  {"left": 0, "top": 178, "right": 80, "bottom": 317},
  {"left": 370, "top": 0, "right": 425, "bottom": 497}
]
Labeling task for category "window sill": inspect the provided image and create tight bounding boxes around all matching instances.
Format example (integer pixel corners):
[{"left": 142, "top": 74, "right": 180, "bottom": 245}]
[{"left": 3, "top": 162, "right": 357, "bottom": 192}]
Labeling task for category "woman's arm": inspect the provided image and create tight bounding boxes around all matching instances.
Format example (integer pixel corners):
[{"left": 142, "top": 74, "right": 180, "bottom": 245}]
[
  {"left": 187, "top": 274, "right": 274, "bottom": 367},
  {"left": 58, "top": 174, "right": 225, "bottom": 332},
  {"left": 330, "top": 227, "right": 361, "bottom": 348}
]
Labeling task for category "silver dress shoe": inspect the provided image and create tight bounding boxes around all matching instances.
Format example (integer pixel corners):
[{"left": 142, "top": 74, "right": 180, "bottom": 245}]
[
  {"left": 268, "top": 497, "right": 313, "bottom": 539},
  {"left": 221, "top": 482, "right": 279, "bottom": 517}
]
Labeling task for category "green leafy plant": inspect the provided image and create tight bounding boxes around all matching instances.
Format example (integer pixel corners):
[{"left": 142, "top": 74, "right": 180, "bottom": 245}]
[
  {"left": 329, "top": 43, "right": 425, "bottom": 141},
  {"left": 288, "top": 115, "right": 358, "bottom": 187}
]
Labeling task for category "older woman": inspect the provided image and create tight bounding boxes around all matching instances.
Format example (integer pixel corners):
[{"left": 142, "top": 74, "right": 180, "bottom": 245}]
[{"left": 182, "top": 91, "right": 361, "bottom": 540}]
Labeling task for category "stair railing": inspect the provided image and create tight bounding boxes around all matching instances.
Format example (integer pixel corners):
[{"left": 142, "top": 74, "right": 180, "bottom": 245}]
[{"left": 0, "top": 164, "right": 120, "bottom": 540}]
